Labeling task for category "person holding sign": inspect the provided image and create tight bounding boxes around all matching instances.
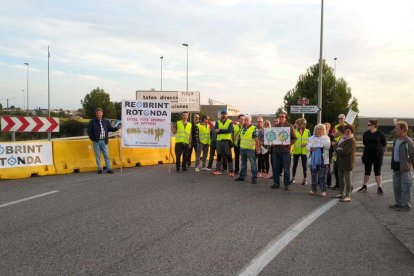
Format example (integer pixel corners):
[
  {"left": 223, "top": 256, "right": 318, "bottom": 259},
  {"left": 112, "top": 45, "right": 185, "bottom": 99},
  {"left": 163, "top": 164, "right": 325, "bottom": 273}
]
[
  {"left": 195, "top": 115, "right": 211, "bottom": 171},
  {"left": 213, "top": 110, "right": 235, "bottom": 177},
  {"left": 333, "top": 125, "right": 356, "bottom": 202},
  {"left": 172, "top": 111, "right": 192, "bottom": 172},
  {"left": 270, "top": 112, "right": 297, "bottom": 191},
  {"left": 235, "top": 115, "right": 259, "bottom": 184},
  {"left": 306, "top": 124, "right": 331, "bottom": 197},
  {"left": 87, "top": 108, "right": 119, "bottom": 174}
]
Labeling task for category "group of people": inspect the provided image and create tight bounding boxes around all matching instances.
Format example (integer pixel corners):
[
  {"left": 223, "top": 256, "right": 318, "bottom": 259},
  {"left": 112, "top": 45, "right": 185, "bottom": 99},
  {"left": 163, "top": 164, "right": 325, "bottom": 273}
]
[
  {"left": 172, "top": 110, "right": 413, "bottom": 211},
  {"left": 87, "top": 107, "right": 413, "bottom": 212}
]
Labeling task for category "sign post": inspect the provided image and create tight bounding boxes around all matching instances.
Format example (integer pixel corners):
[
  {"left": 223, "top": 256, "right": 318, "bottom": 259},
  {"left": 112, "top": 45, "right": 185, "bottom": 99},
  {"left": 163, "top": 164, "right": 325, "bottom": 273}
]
[{"left": 297, "top": 97, "right": 310, "bottom": 118}]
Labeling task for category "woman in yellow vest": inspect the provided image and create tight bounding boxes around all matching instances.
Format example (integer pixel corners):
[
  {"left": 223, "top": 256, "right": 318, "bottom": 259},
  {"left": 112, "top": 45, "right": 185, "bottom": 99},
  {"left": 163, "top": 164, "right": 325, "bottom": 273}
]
[
  {"left": 172, "top": 111, "right": 192, "bottom": 172},
  {"left": 235, "top": 115, "right": 260, "bottom": 184},
  {"left": 195, "top": 115, "right": 211, "bottom": 171},
  {"left": 291, "top": 118, "right": 310, "bottom": 185}
]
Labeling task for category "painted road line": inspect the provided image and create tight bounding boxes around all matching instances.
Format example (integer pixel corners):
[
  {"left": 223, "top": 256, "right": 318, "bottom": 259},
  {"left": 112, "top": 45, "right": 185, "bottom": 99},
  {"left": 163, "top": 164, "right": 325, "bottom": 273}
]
[
  {"left": 239, "top": 179, "right": 393, "bottom": 276},
  {"left": 0, "top": 190, "right": 59, "bottom": 208}
]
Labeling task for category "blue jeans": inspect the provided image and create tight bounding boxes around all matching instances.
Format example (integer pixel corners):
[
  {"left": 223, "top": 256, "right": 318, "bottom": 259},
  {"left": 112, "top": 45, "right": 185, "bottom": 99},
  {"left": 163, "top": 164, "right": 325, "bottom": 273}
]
[
  {"left": 393, "top": 171, "right": 413, "bottom": 208},
  {"left": 311, "top": 165, "right": 327, "bottom": 193},
  {"left": 93, "top": 140, "right": 111, "bottom": 171},
  {"left": 272, "top": 151, "right": 291, "bottom": 186},
  {"left": 239, "top": 149, "right": 257, "bottom": 180}
]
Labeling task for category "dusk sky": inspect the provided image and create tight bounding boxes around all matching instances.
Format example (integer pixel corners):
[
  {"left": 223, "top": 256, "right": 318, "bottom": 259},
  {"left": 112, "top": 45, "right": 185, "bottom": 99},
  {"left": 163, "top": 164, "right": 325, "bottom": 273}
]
[{"left": 1, "top": 0, "right": 413, "bottom": 117}]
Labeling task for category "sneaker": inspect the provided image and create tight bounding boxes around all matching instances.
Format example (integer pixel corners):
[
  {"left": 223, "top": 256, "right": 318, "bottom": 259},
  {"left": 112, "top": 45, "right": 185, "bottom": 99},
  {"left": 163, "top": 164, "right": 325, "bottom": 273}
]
[
  {"left": 357, "top": 185, "right": 367, "bottom": 192},
  {"left": 257, "top": 172, "right": 263, "bottom": 178},
  {"left": 309, "top": 190, "right": 316, "bottom": 195},
  {"left": 302, "top": 179, "right": 307, "bottom": 185},
  {"left": 235, "top": 177, "right": 244, "bottom": 182},
  {"left": 205, "top": 167, "right": 211, "bottom": 171},
  {"left": 195, "top": 167, "right": 200, "bottom": 172},
  {"left": 106, "top": 170, "right": 114, "bottom": 174},
  {"left": 229, "top": 171, "right": 235, "bottom": 177},
  {"left": 290, "top": 177, "right": 296, "bottom": 184},
  {"left": 340, "top": 197, "right": 351, "bottom": 202},
  {"left": 389, "top": 204, "right": 401, "bottom": 209},
  {"left": 201, "top": 167, "right": 207, "bottom": 171},
  {"left": 284, "top": 185, "right": 290, "bottom": 191},
  {"left": 251, "top": 178, "right": 257, "bottom": 184},
  {"left": 213, "top": 170, "right": 222, "bottom": 175},
  {"left": 98, "top": 170, "right": 103, "bottom": 174},
  {"left": 397, "top": 206, "right": 411, "bottom": 212},
  {"left": 377, "top": 187, "right": 384, "bottom": 195},
  {"left": 332, "top": 194, "right": 343, "bottom": 199},
  {"left": 320, "top": 192, "right": 327, "bottom": 197}
]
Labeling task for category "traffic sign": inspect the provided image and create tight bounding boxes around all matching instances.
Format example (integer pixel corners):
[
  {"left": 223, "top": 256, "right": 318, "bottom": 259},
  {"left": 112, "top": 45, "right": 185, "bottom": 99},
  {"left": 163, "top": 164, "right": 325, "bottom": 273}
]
[
  {"left": 297, "top": 98, "right": 309, "bottom": 105},
  {"left": 136, "top": 90, "right": 200, "bottom": 112},
  {"left": 1, "top": 116, "right": 59, "bottom": 132},
  {"left": 290, "top": 105, "right": 321, "bottom": 114}
]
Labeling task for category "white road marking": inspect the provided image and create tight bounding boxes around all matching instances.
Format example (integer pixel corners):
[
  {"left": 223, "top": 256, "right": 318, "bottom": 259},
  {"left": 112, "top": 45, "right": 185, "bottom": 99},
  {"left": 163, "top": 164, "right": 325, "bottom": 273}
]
[
  {"left": 0, "top": 190, "right": 59, "bottom": 208},
  {"left": 238, "top": 179, "right": 393, "bottom": 276}
]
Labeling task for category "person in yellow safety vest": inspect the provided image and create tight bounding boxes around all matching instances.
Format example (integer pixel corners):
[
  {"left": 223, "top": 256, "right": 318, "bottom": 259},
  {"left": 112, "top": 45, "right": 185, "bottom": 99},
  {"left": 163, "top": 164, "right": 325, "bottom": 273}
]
[
  {"left": 213, "top": 110, "right": 235, "bottom": 176},
  {"left": 334, "top": 114, "right": 347, "bottom": 134},
  {"left": 195, "top": 115, "right": 211, "bottom": 171},
  {"left": 291, "top": 118, "right": 310, "bottom": 185},
  {"left": 172, "top": 111, "right": 192, "bottom": 172},
  {"left": 235, "top": 115, "right": 260, "bottom": 184},
  {"left": 232, "top": 114, "right": 245, "bottom": 174}
]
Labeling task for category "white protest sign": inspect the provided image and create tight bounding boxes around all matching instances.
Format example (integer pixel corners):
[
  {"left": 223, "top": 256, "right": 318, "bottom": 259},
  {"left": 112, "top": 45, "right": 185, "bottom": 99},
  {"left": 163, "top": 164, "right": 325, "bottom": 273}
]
[
  {"left": 345, "top": 110, "right": 358, "bottom": 125},
  {"left": 0, "top": 142, "right": 53, "bottom": 168},
  {"left": 121, "top": 100, "right": 171, "bottom": 148},
  {"left": 264, "top": 127, "right": 291, "bottom": 145}
]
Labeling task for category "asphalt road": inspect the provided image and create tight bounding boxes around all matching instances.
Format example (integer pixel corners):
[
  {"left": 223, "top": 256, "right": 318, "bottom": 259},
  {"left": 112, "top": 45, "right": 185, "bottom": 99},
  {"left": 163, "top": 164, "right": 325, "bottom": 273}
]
[{"left": 0, "top": 157, "right": 413, "bottom": 275}]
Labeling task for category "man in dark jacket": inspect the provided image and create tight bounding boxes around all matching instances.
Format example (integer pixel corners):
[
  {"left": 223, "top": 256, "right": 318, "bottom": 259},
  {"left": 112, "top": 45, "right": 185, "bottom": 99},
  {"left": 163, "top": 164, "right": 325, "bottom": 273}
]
[{"left": 87, "top": 108, "right": 118, "bottom": 174}]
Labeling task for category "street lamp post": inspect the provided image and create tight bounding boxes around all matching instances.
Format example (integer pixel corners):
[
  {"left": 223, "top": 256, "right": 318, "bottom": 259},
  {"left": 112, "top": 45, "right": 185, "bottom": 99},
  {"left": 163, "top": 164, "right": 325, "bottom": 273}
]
[
  {"left": 160, "top": 56, "right": 163, "bottom": 91},
  {"left": 21, "top": 90, "right": 25, "bottom": 110},
  {"left": 317, "top": 0, "right": 324, "bottom": 124},
  {"left": 334, "top": 57, "right": 337, "bottom": 92},
  {"left": 24, "top": 62, "right": 29, "bottom": 115},
  {"left": 182, "top": 43, "right": 188, "bottom": 91}
]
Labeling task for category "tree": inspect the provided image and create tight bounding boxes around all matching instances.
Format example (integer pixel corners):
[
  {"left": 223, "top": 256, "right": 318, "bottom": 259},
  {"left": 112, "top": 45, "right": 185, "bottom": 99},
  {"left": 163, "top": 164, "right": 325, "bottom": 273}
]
[
  {"left": 282, "top": 60, "right": 359, "bottom": 130},
  {"left": 114, "top": 101, "right": 122, "bottom": 120},
  {"left": 82, "top": 87, "right": 116, "bottom": 119}
]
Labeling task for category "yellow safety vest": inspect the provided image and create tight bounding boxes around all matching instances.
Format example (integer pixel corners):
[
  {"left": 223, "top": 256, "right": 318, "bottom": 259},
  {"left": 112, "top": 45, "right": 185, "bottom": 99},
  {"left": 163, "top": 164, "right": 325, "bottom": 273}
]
[
  {"left": 176, "top": 120, "right": 192, "bottom": 144},
  {"left": 197, "top": 123, "right": 211, "bottom": 145},
  {"left": 217, "top": 119, "right": 232, "bottom": 141},
  {"left": 334, "top": 123, "right": 348, "bottom": 133},
  {"left": 293, "top": 128, "right": 310, "bottom": 155},
  {"left": 240, "top": 125, "right": 256, "bottom": 150}
]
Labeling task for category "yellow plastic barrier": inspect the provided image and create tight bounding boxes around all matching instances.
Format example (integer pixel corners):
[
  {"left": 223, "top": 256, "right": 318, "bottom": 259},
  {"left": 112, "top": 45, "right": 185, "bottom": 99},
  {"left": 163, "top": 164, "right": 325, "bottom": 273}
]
[
  {"left": 119, "top": 138, "right": 171, "bottom": 167},
  {"left": 0, "top": 141, "right": 57, "bottom": 180},
  {"left": 53, "top": 139, "right": 121, "bottom": 174},
  {"left": 0, "top": 165, "right": 56, "bottom": 180}
]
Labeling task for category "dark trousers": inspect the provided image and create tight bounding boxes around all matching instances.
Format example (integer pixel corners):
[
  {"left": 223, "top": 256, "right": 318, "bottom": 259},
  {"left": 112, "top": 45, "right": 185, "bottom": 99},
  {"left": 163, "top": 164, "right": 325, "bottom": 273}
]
[
  {"left": 175, "top": 142, "right": 189, "bottom": 170},
  {"left": 234, "top": 146, "right": 241, "bottom": 172},
  {"left": 334, "top": 160, "right": 339, "bottom": 187},
  {"left": 292, "top": 154, "right": 307, "bottom": 179},
  {"left": 272, "top": 151, "right": 291, "bottom": 186},
  {"left": 258, "top": 152, "right": 270, "bottom": 173},
  {"left": 187, "top": 142, "right": 197, "bottom": 167}
]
